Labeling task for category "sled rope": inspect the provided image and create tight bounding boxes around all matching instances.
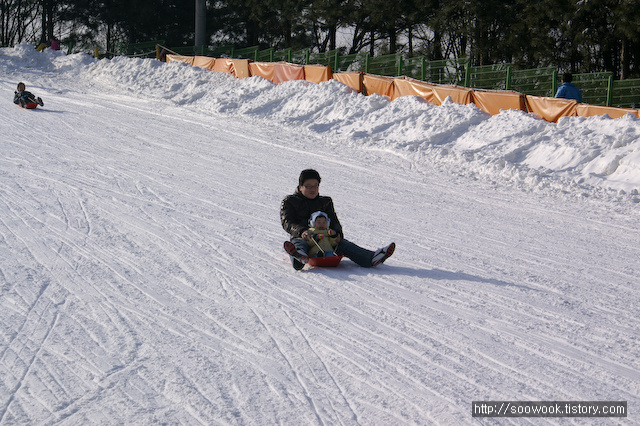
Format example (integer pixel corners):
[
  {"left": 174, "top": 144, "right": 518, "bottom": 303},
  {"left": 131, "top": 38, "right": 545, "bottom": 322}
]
[
  {"left": 157, "top": 45, "right": 180, "bottom": 56},
  {"left": 128, "top": 49, "right": 158, "bottom": 58},
  {"left": 309, "top": 235, "right": 325, "bottom": 255}
]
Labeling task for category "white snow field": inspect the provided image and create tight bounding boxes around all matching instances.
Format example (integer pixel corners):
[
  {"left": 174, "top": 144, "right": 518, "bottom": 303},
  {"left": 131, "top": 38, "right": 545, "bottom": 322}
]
[{"left": 1, "top": 44, "right": 639, "bottom": 425}]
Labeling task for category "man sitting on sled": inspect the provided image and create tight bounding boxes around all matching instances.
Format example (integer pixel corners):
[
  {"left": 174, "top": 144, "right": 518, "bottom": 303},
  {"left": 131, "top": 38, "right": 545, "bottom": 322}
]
[{"left": 281, "top": 169, "right": 395, "bottom": 270}]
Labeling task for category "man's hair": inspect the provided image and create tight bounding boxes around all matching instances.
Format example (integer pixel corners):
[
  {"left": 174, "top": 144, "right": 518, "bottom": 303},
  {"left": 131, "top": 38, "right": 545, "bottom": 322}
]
[
  {"left": 17, "top": 82, "right": 25, "bottom": 90},
  {"left": 562, "top": 73, "right": 573, "bottom": 83},
  {"left": 299, "top": 169, "right": 321, "bottom": 186}
]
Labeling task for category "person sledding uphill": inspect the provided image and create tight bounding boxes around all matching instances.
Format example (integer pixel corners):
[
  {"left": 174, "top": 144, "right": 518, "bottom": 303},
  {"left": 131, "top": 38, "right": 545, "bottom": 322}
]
[
  {"left": 14, "top": 82, "right": 44, "bottom": 109},
  {"left": 281, "top": 169, "right": 395, "bottom": 270}
]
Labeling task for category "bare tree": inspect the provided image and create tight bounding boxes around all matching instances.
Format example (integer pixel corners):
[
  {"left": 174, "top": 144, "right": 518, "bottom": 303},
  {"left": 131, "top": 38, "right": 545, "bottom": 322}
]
[{"left": 1, "top": 0, "right": 39, "bottom": 46}]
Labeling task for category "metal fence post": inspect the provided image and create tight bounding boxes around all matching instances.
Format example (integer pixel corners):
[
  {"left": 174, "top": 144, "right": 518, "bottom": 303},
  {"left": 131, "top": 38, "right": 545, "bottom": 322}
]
[
  {"left": 464, "top": 60, "right": 470, "bottom": 87},
  {"left": 606, "top": 75, "right": 614, "bottom": 106}
]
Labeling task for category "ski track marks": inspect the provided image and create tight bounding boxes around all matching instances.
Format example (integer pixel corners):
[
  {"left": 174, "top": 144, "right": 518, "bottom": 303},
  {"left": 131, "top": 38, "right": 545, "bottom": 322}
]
[{"left": 0, "top": 78, "right": 639, "bottom": 425}]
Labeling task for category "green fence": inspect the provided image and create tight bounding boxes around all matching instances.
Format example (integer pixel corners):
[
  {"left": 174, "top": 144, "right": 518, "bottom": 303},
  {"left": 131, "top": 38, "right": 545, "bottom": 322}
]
[
  {"left": 468, "top": 63, "right": 511, "bottom": 90},
  {"left": 365, "top": 53, "right": 399, "bottom": 77},
  {"left": 233, "top": 45, "right": 259, "bottom": 60},
  {"left": 422, "top": 58, "right": 469, "bottom": 86},
  {"left": 335, "top": 52, "right": 367, "bottom": 73},
  {"left": 510, "top": 67, "right": 557, "bottom": 98},
  {"left": 121, "top": 40, "right": 640, "bottom": 108},
  {"left": 611, "top": 78, "right": 640, "bottom": 108},
  {"left": 572, "top": 72, "right": 613, "bottom": 106},
  {"left": 119, "top": 40, "right": 164, "bottom": 58}
]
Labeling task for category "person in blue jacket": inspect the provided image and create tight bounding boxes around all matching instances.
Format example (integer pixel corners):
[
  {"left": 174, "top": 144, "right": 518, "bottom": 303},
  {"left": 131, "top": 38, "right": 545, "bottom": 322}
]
[{"left": 555, "top": 73, "right": 583, "bottom": 102}]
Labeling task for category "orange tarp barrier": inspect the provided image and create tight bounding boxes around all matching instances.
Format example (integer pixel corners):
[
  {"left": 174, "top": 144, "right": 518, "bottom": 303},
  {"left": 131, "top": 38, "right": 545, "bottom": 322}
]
[
  {"left": 332, "top": 72, "right": 363, "bottom": 93},
  {"left": 391, "top": 78, "right": 436, "bottom": 102},
  {"left": 525, "top": 96, "right": 578, "bottom": 122},
  {"left": 230, "top": 59, "right": 251, "bottom": 78},
  {"left": 273, "top": 62, "right": 305, "bottom": 84},
  {"left": 304, "top": 65, "right": 332, "bottom": 83},
  {"left": 471, "top": 89, "right": 526, "bottom": 115},
  {"left": 193, "top": 56, "right": 216, "bottom": 70},
  {"left": 213, "top": 58, "right": 233, "bottom": 74},
  {"left": 249, "top": 62, "right": 276, "bottom": 82},
  {"left": 576, "top": 104, "right": 640, "bottom": 119},
  {"left": 363, "top": 74, "right": 394, "bottom": 98},
  {"left": 164, "top": 56, "right": 635, "bottom": 122},
  {"left": 166, "top": 54, "right": 194, "bottom": 66},
  {"left": 430, "top": 84, "right": 473, "bottom": 105}
]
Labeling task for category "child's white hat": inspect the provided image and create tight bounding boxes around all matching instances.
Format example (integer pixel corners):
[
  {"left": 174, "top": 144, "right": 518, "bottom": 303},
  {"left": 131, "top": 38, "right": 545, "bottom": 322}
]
[{"left": 309, "top": 211, "right": 330, "bottom": 227}]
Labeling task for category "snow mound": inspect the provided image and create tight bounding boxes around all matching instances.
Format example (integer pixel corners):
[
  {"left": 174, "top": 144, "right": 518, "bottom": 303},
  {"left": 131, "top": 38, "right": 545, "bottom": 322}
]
[{"left": 3, "top": 44, "right": 640, "bottom": 201}]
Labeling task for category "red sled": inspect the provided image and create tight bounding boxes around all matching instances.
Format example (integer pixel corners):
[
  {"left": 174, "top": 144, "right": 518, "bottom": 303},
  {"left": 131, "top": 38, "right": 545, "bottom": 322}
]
[
  {"left": 21, "top": 102, "right": 39, "bottom": 109},
  {"left": 307, "top": 255, "right": 343, "bottom": 267}
]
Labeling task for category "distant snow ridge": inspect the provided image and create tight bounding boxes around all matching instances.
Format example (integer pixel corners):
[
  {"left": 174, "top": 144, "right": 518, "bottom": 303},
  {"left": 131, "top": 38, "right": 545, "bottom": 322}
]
[
  {"left": 4, "top": 44, "right": 639, "bottom": 204},
  {"left": 82, "top": 55, "right": 640, "bottom": 203}
]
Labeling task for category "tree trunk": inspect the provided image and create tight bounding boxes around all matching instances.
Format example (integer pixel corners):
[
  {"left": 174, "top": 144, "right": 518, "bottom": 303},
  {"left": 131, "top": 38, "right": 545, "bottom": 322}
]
[
  {"left": 369, "top": 29, "right": 375, "bottom": 56},
  {"left": 389, "top": 25, "right": 396, "bottom": 54},
  {"left": 283, "top": 19, "right": 292, "bottom": 47},
  {"left": 106, "top": 23, "right": 112, "bottom": 54},
  {"left": 246, "top": 20, "right": 259, "bottom": 46},
  {"left": 329, "top": 25, "right": 336, "bottom": 51},
  {"left": 40, "top": 0, "right": 47, "bottom": 44},
  {"left": 620, "top": 36, "right": 629, "bottom": 79},
  {"left": 46, "top": 0, "right": 54, "bottom": 41},
  {"left": 38, "top": 0, "right": 55, "bottom": 44},
  {"left": 432, "top": 30, "right": 443, "bottom": 60}
]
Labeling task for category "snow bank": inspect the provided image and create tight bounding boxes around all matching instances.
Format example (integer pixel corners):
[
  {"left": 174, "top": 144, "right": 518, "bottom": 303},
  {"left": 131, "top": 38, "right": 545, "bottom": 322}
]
[{"left": 4, "top": 44, "right": 640, "bottom": 200}]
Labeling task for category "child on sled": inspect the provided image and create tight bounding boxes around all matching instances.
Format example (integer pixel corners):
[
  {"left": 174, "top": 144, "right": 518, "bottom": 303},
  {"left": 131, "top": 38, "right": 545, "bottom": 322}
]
[
  {"left": 14, "top": 82, "right": 44, "bottom": 108},
  {"left": 307, "top": 211, "right": 339, "bottom": 257}
]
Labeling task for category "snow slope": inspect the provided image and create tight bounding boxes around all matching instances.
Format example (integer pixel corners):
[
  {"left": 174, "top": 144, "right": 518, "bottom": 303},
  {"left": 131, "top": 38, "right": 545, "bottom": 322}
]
[{"left": 1, "top": 44, "right": 639, "bottom": 425}]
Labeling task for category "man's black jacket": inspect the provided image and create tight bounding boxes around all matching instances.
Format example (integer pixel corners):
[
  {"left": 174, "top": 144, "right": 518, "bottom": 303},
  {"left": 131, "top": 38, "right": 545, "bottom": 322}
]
[{"left": 280, "top": 188, "right": 343, "bottom": 239}]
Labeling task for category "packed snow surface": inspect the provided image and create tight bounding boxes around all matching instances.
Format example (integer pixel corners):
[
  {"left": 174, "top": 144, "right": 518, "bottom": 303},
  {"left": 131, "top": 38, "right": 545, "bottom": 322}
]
[{"left": 1, "top": 44, "right": 639, "bottom": 425}]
